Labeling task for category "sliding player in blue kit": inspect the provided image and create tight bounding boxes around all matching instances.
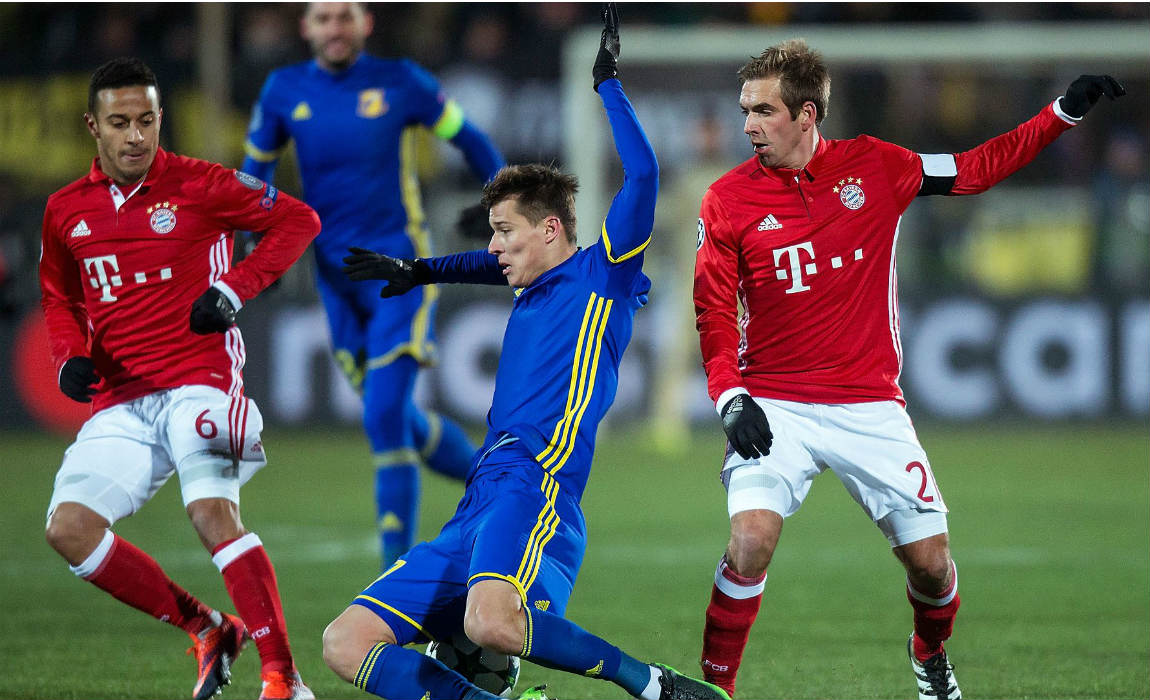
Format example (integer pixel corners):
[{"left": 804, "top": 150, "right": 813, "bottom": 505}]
[
  {"left": 320, "top": 6, "right": 729, "bottom": 700},
  {"left": 240, "top": 2, "right": 505, "bottom": 569}
]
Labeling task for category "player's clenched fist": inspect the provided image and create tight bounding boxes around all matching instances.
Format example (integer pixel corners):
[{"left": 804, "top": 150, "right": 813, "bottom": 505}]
[
  {"left": 59, "top": 356, "right": 100, "bottom": 402},
  {"left": 342, "top": 246, "right": 431, "bottom": 298},
  {"left": 189, "top": 287, "right": 237, "bottom": 334},
  {"left": 721, "top": 393, "right": 773, "bottom": 460}
]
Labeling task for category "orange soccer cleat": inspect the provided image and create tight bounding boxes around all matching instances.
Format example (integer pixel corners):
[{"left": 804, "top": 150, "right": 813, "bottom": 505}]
[
  {"left": 188, "top": 611, "right": 248, "bottom": 700},
  {"left": 259, "top": 669, "right": 315, "bottom": 700}
]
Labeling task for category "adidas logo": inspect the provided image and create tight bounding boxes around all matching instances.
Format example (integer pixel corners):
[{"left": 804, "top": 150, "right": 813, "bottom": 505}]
[
  {"left": 757, "top": 214, "right": 782, "bottom": 231},
  {"left": 70, "top": 220, "right": 92, "bottom": 238}
]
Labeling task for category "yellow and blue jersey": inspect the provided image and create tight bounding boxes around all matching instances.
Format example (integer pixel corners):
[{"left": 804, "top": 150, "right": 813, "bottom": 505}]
[
  {"left": 241, "top": 54, "right": 502, "bottom": 273},
  {"left": 427, "top": 79, "right": 658, "bottom": 499}
]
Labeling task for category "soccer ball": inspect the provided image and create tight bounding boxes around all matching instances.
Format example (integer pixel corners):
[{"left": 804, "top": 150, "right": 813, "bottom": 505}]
[{"left": 425, "top": 630, "right": 521, "bottom": 697}]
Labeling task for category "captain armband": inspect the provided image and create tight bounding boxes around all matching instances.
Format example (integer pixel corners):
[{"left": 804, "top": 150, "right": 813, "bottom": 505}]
[{"left": 917, "top": 153, "right": 957, "bottom": 197}]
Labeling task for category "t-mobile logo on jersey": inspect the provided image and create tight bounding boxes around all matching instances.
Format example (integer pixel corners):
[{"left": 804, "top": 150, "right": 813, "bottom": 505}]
[
  {"left": 84, "top": 255, "right": 123, "bottom": 302},
  {"left": 83, "top": 254, "right": 173, "bottom": 302},
  {"left": 772, "top": 242, "right": 865, "bottom": 294}
]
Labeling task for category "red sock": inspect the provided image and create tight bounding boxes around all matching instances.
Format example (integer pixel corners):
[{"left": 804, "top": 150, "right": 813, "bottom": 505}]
[
  {"left": 907, "top": 561, "right": 961, "bottom": 661},
  {"left": 212, "top": 533, "right": 294, "bottom": 674},
  {"left": 77, "top": 531, "right": 213, "bottom": 635},
  {"left": 700, "top": 557, "right": 766, "bottom": 698}
]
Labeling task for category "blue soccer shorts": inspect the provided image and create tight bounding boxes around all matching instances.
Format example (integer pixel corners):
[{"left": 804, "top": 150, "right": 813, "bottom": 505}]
[{"left": 350, "top": 440, "right": 587, "bottom": 645}]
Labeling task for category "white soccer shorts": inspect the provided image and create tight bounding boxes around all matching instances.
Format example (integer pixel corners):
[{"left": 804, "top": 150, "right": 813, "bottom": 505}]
[
  {"left": 721, "top": 398, "right": 949, "bottom": 547},
  {"left": 46, "top": 385, "right": 267, "bottom": 526}
]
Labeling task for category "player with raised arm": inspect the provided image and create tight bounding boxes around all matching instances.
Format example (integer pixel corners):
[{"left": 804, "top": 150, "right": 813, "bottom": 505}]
[
  {"left": 692, "top": 41, "right": 1125, "bottom": 700},
  {"left": 241, "top": 1, "right": 506, "bottom": 569},
  {"left": 41, "top": 58, "right": 321, "bottom": 700},
  {"left": 319, "top": 7, "right": 726, "bottom": 700}
]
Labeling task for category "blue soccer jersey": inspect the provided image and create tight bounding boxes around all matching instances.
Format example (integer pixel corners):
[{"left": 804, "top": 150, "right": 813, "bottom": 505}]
[
  {"left": 243, "top": 55, "right": 500, "bottom": 271},
  {"left": 428, "top": 78, "right": 658, "bottom": 499}
]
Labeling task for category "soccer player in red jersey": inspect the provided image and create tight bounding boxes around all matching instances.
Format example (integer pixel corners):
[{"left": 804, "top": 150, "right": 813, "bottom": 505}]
[
  {"left": 41, "top": 58, "right": 321, "bottom": 700},
  {"left": 692, "top": 40, "right": 1125, "bottom": 700}
]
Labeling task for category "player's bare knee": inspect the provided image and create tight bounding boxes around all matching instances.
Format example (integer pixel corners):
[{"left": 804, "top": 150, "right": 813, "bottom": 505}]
[
  {"left": 321, "top": 619, "right": 356, "bottom": 681},
  {"left": 727, "top": 510, "right": 781, "bottom": 577},
  {"left": 45, "top": 503, "right": 107, "bottom": 564},
  {"left": 463, "top": 609, "right": 523, "bottom": 656}
]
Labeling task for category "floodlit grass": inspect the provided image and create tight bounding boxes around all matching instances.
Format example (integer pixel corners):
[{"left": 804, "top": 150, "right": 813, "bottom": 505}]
[{"left": 1, "top": 423, "right": 1146, "bottom": 698}]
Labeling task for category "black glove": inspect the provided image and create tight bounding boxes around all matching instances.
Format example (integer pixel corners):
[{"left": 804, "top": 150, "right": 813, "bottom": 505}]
[
  {"left": 59, "top": 356, "right": 100, "bottom": 403},
  {"left": 721, "top": 393, "right": 773, "bottom": 460},
  {"left": 1059, "top": 75, "right": 1126, "bottom": 119},
  {"left": 592, "top": 2, "right": 620, "bottom": 90},
  {"left": 457, "top": 204, "right": 492, "bottom": 241},
  {"left": 189, "top": 286, "right": 237, "bottom": 334},
  {"left": 342, "top": 246, "right": 432, "bottom": 298}
]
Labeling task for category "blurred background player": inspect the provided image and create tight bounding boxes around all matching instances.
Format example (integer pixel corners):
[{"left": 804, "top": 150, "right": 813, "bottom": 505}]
[
  {"left": 41, "top": 57, "right": 322, "bottom": 700},
  {"left": 240, "top": 1, "right": 506, "bottom": 569},
  {"left": 320, "top": 6, "right": 726, "bottom": 700},
  {"left": 692, "top": 40, "right": 1125, "bottom": 700}
]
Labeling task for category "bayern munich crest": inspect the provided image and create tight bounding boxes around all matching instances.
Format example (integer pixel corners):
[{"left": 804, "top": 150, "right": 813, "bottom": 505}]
[
  {"left": 147, "top": 202, "right": 178, "bottom": 234},
  {"left": 834, "top": 177, "right": 866, "bottom": 210}
]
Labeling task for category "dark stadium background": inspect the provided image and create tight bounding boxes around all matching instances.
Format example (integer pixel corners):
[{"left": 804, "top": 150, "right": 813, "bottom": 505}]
[{"left": 0, "top": 4, "right": 1146, "bottom": 699}]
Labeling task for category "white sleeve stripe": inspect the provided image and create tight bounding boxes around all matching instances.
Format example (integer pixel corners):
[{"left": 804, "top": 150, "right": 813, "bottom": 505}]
[
  {"left": 1051, "top": 97, "right": 1082, "bottom": 125},
  {"left": 919, "top": 153, "right": 957, "bottom": 178}
]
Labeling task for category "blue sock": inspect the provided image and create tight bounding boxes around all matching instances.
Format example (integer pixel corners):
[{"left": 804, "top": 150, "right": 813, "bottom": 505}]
[
  {"left": 522, "top": 607, "right": 653, "bottom": 696},
  {"left": 355, "top": 641, "right": 499, "bottom": 700},
  {"left": 374, "top": 464, "right": 419, "bottom": 570},
  {"left": 416, "top": 410, "right": 475, "bottom": 481}
]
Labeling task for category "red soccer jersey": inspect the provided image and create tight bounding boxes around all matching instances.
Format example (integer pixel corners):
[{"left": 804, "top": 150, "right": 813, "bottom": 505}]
[
  {"left": 41, "top": 147, "right": 321, "bottom": 412},
  {"left": 694, "top": 101, "right": 1076, "bottom": 406}
]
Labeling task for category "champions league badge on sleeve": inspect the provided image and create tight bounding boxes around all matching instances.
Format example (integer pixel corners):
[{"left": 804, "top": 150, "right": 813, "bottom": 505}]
[
  {"left": 235, "top": 171, "right": 264, "bottom": 190},
  {"left": 697, "top": 218, "right": 706, "bottom": 250},
  {"left": 147, "top": 202, "right": 178, "bottom": 234}
]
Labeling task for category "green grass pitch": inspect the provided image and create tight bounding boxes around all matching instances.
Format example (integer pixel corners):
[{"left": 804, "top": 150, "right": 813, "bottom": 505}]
[{"left": 1, "top": 423, "right": 1146, "bottom": 699}]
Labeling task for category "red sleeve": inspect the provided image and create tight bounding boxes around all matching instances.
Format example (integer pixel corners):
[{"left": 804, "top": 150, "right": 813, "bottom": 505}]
[
  {"left": 952, "top": 102, "right": 1074, "bottom": 195},
  {"left": 39, "top": 202, "right": 90, "bottom": 374},
  {"left": 693, "top": 187, "right": 744, "bottom": 403},
  {"left": 201, "top": 164, "right": 321, "bottom": 302}
]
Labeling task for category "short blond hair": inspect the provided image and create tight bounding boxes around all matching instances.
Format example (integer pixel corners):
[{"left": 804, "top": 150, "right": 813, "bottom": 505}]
[{"left": 738, "top": 39, "right": 830, "bottom": 126}]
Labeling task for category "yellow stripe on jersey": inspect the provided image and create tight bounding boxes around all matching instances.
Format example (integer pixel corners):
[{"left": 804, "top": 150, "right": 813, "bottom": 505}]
[
  {"left": 431, "top": 99, "right": 465, "bottom": 141},
  {"left": 538, "top": 296, "right": 611, "bottom": 474},
  {"left": 354, "top": 641, "right": 388, "bottom": 689},
  {"left": 353, "top": 594, "right": 431, "bottom": 639},
  {"left": 536, "top": 294, "right": 597, "bottom": 465},
  {"left": 547, "top": 299, "right": 613, "bottom": 472},
  {"left": 243, "top": 139, "right": 286, "bottom": 163},
  {"left": 537, "top": 294, "right": 608, "bottom": 472},
  {"left": 601, "top": 220, "right": 651, "bottom": 263}
]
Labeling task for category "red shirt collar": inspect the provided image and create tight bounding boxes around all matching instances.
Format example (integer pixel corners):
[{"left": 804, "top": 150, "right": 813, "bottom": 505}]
[
  {"left": 86, "top": 146, "right": 171, "bottom": 188},
  {"left": 755, "top": 133, "right": 826, "bottom": 186}
]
